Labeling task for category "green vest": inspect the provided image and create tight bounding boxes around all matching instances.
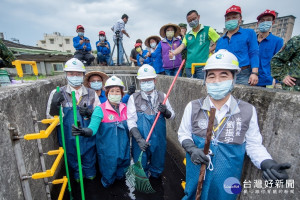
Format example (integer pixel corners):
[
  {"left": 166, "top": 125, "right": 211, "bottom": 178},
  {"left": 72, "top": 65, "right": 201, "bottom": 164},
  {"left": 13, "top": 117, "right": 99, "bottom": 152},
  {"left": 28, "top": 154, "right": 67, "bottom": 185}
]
[{"left": 185, "top": 26, "right": 210, "bottom": 69}]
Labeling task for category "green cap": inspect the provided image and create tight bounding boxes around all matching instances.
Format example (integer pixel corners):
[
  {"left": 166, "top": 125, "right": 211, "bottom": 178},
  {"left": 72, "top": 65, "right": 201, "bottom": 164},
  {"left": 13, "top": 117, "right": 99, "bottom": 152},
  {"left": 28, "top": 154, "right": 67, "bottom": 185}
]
[{"left": 178, "top": 23, "right": 187, "bottom": 28}]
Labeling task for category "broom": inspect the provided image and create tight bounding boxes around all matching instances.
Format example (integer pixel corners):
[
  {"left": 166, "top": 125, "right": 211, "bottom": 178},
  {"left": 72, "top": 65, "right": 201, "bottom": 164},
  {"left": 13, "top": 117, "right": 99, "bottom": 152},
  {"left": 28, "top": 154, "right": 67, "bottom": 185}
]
[{"left": 126, "top": 59, "right": 186, "bottom": 193}]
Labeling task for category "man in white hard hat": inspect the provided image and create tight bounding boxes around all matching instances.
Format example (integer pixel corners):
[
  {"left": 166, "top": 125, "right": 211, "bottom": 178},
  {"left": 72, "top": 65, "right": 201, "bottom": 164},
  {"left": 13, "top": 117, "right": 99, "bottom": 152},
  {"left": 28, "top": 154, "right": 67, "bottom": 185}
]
[
  {"left": 46, "top": 58, "right": 100, "bottom": 182},
  {"left": 178, "top": 50, "right": 290, "bottom": 200},
  {"left": 127, "top": 64, "right": 175, "bottom": 179}
]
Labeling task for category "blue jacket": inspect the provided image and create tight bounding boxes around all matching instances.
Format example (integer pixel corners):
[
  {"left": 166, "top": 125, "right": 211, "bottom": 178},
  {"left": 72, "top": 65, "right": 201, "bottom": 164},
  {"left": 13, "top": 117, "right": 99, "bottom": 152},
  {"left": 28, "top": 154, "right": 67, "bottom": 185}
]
[
  {"left": 137, "top": 50, "right": 152, "bottom": 66},
  {"left": 257, "top": 33, "right": 283, "bottom": 86},
  {"left": 73, "top": 36, "right": 92, "bottom": 51},
  {"left": 96, "top": 41, "right": 111, "bottom": 55},
  {"left": 216, "top": 27, "right": 259, "bottom": 69},
  {"left": 149, "top": 47, "right": 164, "bottom": 74}
]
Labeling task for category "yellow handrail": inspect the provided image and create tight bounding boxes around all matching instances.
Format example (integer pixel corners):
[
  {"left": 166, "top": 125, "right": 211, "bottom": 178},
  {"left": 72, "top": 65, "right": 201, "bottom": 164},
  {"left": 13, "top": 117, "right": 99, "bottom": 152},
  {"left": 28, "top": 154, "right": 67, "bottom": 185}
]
[
  {"left": 52, "top": 176, "right": 68, "bottom": 200},
  {"left": 12, "top": 60, "right": 39, "bottom": 78},
  {"left": 191, "top": 63, "right": 206, "bottom": 76},
  {"left": 32, "top": 147, "right": 64, "bottom": 179},
  {"left": 24, "top": 116, "right": 59, "bottom": 140}
]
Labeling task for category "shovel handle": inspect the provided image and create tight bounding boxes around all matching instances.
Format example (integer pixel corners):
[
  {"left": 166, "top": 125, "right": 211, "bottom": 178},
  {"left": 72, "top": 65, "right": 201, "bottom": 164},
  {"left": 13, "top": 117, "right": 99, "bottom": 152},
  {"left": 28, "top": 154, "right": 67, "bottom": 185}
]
[
  {"left": 145, "top": 59, "right": 185, "bottom": 142},
  {"left": 195, "top": 108, "right": 216, "bottom": 200}
]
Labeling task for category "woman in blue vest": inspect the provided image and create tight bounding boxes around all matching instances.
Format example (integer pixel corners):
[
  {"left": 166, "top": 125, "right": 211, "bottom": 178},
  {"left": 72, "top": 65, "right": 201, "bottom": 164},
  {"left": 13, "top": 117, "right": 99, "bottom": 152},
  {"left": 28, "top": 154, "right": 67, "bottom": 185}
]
[
  {"left": 47, "top": 58, "right": 100, "bottom": 181},
  {"left": 72, "top": 76, "right": 130, "bottom": 188},
  {"left": 145, "top": 35, "right": 165, "bottom": 74}
]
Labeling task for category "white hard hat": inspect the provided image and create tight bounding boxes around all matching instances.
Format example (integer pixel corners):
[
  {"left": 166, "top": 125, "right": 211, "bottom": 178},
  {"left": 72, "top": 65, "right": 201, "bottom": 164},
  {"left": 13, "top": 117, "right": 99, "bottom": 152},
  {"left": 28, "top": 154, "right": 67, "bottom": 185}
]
[
  {"left": 64, "top": 58, "right": 86, "bottom": 72},
  {"left": 137, "top": 64, "right": 157, "bottom": 80},
  {"left": 104, "top": 75, "right": 125, "bottom": 90},
  {"left": 203, "top": 49, "right": 241, "bottom": 73}
]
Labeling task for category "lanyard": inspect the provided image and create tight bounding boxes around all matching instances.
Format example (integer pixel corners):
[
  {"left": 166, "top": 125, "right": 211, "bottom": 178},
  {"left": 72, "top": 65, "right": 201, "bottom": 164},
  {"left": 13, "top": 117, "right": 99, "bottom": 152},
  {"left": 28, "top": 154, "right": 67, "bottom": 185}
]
[
  {"left": 208, "top": 111, "right": 226, "bottom": 132},
  {"left": 76, "top": 96, "right": 83, "bottom": 105}
]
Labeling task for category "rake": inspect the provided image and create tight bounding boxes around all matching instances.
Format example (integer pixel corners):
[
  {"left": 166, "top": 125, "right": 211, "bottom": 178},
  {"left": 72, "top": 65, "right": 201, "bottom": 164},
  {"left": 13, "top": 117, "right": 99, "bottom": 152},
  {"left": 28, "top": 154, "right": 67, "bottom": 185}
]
[{"left": 126, "top": 59, "right": 186, "bottom": 193}]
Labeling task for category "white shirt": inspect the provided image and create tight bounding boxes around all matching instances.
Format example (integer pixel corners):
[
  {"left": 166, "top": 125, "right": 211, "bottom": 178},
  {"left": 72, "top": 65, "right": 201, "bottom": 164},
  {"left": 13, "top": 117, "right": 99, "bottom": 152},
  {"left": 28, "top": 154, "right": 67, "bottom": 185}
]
[
  {"left": 127, "top": 91, "right": 175, "bottom": 131},
  {"left": 112, "top": 19, "right": 126, "bottom": 39},
  {"left": 178, "top": 95, "right": 272, "bottom": 169},
  {"left": 46, "top": 85, "right": 100, "bottom": 118}
]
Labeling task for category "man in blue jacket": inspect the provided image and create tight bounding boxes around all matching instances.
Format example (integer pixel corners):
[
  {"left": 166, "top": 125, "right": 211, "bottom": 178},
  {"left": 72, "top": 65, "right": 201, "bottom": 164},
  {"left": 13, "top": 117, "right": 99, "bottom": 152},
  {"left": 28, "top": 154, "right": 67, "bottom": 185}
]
[
  {"left": 73, "top": 25, "right": 95, "bottom": 66},
  {"left": 256, "top": 10, "right": 283, "bottom": 88},
  {"left": 216, "top": 5, "right": 259, "bottom": 86}
]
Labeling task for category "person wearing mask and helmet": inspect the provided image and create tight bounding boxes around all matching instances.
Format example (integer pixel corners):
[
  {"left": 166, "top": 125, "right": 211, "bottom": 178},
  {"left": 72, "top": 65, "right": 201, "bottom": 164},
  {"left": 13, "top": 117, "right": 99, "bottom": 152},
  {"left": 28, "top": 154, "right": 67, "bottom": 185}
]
[
  {"left": 72, "top": 75, "right": 130, "bottom": 188},
  {"left": 178, "top": 50, "right": 290, "bottom": 200},
  {"left": 127, "top": 64, "right": 175, "bottom": 180},
  {"left": 46, "top": 58, "right": 100, "bottom": 182}
]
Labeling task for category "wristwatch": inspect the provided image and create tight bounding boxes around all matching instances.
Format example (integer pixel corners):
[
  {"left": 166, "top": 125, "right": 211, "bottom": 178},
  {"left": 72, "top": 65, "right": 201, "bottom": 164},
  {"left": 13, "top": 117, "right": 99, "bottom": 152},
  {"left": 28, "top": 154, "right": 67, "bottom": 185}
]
[{"left": 251, "top": 72, "right": 259, "bottom": 76}]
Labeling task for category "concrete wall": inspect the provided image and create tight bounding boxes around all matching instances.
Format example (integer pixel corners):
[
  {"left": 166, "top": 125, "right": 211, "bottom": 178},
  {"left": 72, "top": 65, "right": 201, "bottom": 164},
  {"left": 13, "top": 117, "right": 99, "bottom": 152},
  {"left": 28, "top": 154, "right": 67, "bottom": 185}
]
[
  {"left": 0, "top": 70, "right": 299, "bottom": 199},
  {"left": 0, "top": 76, "right": 65, "bottom": 200},
  {"left": 155, "top": 76, "right": 300, "bottom": 200}
]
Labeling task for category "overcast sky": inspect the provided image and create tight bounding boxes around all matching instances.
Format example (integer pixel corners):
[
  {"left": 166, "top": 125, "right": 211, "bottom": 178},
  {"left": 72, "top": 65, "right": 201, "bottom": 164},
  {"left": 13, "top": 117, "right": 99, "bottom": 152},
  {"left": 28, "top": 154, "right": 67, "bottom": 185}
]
[{"left": 1, "top": 0, "right": 299, "bottom": 57}]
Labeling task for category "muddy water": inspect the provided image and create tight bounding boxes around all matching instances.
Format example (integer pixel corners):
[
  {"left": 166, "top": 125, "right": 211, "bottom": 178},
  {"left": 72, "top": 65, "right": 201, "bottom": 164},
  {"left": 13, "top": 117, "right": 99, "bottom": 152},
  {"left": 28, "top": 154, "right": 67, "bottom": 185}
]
[{"left": 60, "top": 151, "right": 185, "bottom": 200}]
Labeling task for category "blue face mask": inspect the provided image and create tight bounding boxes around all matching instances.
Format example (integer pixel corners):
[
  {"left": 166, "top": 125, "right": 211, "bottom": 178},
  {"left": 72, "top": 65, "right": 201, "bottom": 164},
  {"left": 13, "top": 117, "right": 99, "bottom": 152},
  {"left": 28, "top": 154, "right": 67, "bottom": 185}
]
[
  {"left": 78, "top": 32, "right": 84, "bottom": 37},
  {"left": 225, "top": 20, "right": 239, "bottom": 31},
  {"left": 67, "top": 76, "right": 83, "bottom": 87},
  {"left": 206, "top": 80, "right": 233, "bottom": 100},
  {"left": 90, "top": 81, "right": 102, "bottom": 90},
  {"left": 140, "top": 80, "right": 155, "bottom": 92},
  {"left": 258, "top": 21, "right": 272, "bottom": 33}
]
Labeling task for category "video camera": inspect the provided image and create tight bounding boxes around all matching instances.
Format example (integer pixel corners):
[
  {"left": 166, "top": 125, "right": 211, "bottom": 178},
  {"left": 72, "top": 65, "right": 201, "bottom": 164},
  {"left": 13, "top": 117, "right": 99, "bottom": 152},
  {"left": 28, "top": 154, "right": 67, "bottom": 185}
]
[{"left": 115, "top": 30, "right": 121, "bottom": 38}]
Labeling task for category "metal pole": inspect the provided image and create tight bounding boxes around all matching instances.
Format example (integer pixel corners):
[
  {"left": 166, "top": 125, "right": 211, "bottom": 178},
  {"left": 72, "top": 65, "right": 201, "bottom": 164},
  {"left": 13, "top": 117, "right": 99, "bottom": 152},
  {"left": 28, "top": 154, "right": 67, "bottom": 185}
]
[
  {"left": 108, "top": 43, "right": 116, "bottom": 66},
  {"left": 120, "top": 39, "right": 130, "bottom": 65},
  {"left": 9, "top": 124, "right": 33, "bottom": 200},
  {"left": 71, "top": 91, "right": 85, "bottom": 200},
  {"left": 116, "top": 37, "right": 120, "bottom": 65}
]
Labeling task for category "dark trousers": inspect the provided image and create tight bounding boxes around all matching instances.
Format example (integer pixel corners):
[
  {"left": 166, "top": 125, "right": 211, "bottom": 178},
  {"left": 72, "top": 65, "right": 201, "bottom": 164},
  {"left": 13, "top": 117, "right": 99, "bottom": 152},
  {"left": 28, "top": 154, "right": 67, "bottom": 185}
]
[{"left": 74, "top": 50, "right": 95, "bottom": 66}]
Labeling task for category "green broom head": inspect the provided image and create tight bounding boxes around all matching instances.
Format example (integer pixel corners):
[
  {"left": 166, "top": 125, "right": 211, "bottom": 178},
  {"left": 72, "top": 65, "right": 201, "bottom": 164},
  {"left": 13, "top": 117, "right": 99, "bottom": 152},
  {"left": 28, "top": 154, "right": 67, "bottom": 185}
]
[{"left": 126, "top": 154, "right": 155, "bottom": 193}]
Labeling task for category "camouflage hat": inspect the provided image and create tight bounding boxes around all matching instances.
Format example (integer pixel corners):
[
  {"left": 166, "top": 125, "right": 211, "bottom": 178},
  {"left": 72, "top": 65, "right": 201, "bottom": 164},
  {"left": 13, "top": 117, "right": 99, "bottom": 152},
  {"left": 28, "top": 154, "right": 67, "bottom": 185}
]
[{"left": 178, "top": 23, "right": 187, "bottom": 28}]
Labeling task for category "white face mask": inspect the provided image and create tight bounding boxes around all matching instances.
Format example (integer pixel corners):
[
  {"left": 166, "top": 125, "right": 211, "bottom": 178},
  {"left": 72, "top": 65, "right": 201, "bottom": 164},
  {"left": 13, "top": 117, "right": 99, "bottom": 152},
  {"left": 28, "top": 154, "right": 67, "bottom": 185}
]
[
  {"left": 99, "top": 36, "right": 105, "bottom": 41},
  {"left": 150, "top": 42, "right": 157, "bottom": 48},
  {"left": 67, "top": 76, "right": 83, "bottom": 87},
  {"left": 108, "top": 94, "right": 122, "bottom": 103},
  {"left": 140, "top": 80, "right": 155, "bottom": 92}
]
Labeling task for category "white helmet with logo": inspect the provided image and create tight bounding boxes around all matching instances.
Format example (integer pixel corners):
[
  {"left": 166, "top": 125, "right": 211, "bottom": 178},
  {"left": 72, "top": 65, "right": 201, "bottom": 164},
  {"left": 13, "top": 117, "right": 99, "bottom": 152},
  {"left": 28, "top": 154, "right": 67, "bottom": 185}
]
[
  {"left": 104, "top": 75, "right": 125, "bottom": 90},
  {"left": 203, "top": 49, "right": 240, "bottom": 73},
  {"left": 137, "top": 64, "right": 157, "bottom": 80},
  {"left": 64, "top": 58, "right": 86, "bottom": 72}
]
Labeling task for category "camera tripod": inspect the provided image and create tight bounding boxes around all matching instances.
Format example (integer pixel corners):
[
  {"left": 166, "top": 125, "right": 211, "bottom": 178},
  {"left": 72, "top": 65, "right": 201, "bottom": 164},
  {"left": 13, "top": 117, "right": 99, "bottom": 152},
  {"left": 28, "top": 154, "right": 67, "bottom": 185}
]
[{"left": 108, "top": 35, "right": 130, "bottom": 66}]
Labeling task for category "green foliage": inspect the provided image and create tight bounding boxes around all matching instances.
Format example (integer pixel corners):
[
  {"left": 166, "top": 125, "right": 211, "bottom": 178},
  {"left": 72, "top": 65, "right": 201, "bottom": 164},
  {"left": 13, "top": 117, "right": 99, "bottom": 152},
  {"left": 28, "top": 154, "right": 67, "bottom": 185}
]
[{"left": 14, "top": 75, "right": 47, "bottom": 80}]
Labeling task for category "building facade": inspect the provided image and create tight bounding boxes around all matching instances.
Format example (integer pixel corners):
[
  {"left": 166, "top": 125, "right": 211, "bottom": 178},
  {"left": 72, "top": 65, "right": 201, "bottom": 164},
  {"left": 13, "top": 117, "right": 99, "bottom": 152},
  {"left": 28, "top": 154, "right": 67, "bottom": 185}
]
[
  {"left": 223, "top": 14, "right": 296, "bottom": 43},
  {"left": 37, "top": 32, "right": 75, "bottom": 53}
]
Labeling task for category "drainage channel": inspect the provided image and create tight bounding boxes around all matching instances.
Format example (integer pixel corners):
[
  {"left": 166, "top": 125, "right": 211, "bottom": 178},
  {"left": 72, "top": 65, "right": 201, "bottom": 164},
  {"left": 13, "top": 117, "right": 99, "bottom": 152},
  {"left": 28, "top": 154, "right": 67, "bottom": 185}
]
[{"left": 51, "top": 150, "right": 185, "bottom": 200}]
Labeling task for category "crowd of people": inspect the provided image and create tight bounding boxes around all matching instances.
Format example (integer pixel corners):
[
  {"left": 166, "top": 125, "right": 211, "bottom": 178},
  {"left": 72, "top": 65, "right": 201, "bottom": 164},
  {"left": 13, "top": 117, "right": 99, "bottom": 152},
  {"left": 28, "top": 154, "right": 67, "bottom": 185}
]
[
  {"left": 46, "top": 4, "right": 298, "bottom": 200},
  {"left": 72, "top": 6, "right": 299, "bottom": 91}
]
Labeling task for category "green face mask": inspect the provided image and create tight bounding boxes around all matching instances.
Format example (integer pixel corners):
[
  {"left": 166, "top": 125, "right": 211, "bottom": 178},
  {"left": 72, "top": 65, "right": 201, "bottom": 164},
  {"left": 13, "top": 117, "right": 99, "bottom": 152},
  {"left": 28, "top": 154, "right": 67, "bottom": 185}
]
[
  {"left": 136, "top": 47, "right": 142, "bottom": 53},
  {"left": 108, "top": 94, "right": 122, "bottom": 103}
]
